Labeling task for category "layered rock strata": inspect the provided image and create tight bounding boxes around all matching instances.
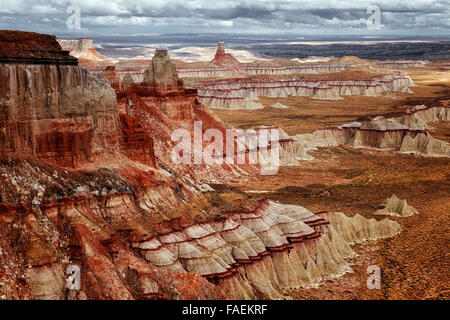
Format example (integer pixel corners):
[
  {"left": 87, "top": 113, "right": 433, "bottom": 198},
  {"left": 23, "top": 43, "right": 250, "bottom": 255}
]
[
  {"left": 233, "top": 126, "right": 299, "bottom": 166},
  {"left": 196, "top": 73, "right": 414, "bottom": 109},
  {"left": 114, "top": 49, "right": 260, "bottom": 183},
  {"left": 176, "top": 42, "right": 354, "bottom": 78},
  {"left": 130, "top": 200, "right": 401, "bottom": 299},
  {"left": 82, "top": 42, "right": 356, "bottom": 82},
  {"left": 0, "top": 33, "right": 126, "bottom": 168},
  {"left": 176, "top": 45, "right": 415, "bottom": 110},
  {"left": 0, "top": 32, "right": 229, "bottom": 299},
  {"left": 0, "top": 31, "right": 404, "bottom": 301},
  {"left": 289, "top": 106, "right": 450, "bottom": 160},
  {"left": 211, "top": 41, "right": 242, "bottom": 69},
  {"left": 0, "top": 31, "right": 78, "bottom": 65}
]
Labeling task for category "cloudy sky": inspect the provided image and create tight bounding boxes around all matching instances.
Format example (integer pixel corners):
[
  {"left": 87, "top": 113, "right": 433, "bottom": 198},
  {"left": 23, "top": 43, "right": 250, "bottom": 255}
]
[{"left": 0, "top": 0, "right": 449, "bottom": 37}]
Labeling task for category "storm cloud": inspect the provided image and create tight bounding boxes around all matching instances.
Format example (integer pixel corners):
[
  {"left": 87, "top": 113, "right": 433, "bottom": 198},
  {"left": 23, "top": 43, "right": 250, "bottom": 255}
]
[{"left": 0, "top": 0, "right": 448, "bottom": 36}]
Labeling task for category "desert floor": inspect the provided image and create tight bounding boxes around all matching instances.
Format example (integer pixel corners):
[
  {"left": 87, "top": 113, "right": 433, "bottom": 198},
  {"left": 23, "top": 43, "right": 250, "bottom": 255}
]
[{"left": 212, "top": 61, "right": 450, "bottom": 300}]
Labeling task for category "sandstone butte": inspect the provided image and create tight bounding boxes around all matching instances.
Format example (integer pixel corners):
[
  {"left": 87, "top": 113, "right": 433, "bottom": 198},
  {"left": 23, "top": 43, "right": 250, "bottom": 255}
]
[{"left": 0, "top": 30, "right": 405, "bottom": 300}]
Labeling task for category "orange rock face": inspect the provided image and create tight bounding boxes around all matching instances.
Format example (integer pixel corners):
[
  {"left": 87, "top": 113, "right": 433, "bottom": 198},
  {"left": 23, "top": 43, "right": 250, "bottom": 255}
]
[
  {"left": 0, "top": 31, "right": 157, "bottom": 169},
  {"left": 119, "top": 114, "right": 157, "bottom": 167}
]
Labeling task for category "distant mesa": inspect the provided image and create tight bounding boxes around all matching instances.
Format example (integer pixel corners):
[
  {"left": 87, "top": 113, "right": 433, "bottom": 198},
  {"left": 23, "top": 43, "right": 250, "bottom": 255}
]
[
  {"left": 58, "top": 37, "right": 109, "bottom": 61},
  {"left": 248, "top": 41, "right": 450, "bottom": 60}
]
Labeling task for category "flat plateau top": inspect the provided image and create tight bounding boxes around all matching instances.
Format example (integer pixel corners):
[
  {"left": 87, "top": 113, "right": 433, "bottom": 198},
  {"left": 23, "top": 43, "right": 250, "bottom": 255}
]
[{"left": 0, "top": 30, "right": 78, "bottom": 65}]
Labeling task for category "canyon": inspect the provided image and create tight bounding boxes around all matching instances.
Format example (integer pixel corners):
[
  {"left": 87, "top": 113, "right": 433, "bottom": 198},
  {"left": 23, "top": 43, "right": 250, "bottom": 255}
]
[
  {"left": 59, "top": 41, "right": 417, "bottom": 111},
  {"left": 0, "top": 31, "right": 448, "bottom": 301}
]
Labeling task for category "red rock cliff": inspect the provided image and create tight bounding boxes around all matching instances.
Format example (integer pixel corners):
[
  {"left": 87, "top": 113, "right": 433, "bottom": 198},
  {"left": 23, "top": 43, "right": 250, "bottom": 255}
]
[{"left": 0, "top": 30, "right": 155, "bottom": 168}]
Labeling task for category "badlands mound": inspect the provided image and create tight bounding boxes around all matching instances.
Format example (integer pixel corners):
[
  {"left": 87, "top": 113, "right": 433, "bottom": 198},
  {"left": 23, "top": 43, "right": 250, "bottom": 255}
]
[{"left": 374, "top": 195, "right": 419, "bottom": 217}]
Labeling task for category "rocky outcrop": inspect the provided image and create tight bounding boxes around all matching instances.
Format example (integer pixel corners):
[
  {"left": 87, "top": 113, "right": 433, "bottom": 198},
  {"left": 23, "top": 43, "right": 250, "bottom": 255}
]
[
  {"left": 322, "top": 212, "right": 401, "bottom": 243},
  {"left": 0, "top": 31, "right": 77, "bottom": 65},
  {"left": 114, "top": 48, "right": 261, "bottom": 183},
  {"left": 0, "top": 35, "right": 157, "bottom": 169},
  {"left": 374, "top": 195, "right": 419, "bottom": 217},
  {"left": 398, "top": 105, "right": 450, "bottom": 129},
  {"left": 243, "top": 62, "right": 353, "bottom": 75},
  {"left": 119, "top": 114, "right": 157, "bottom": 167},
  {"left": 234, "top": 126, "right": 299, "bottom": 166},
  {"left": 129, "top": 200, "right": 400, "bottom": 298},
  {"left": 290, "top": 106, "right": 450, "bottom": 160},
  {"left": 0, "top": 32, "right": 124, "bottom": 168},
  {"left": 176, "top": 42, "right": 354, "bottom": 78},
  {"left": 175, "top": 49, "right": 415, "bottom": 110},
  {"left": 0, "top": 156, "right": 400, "bottom": 300},
  {"left": 176, "top": 66, "right": 233, "bottom": 78},
  {"left": 118, "top": 49, "right": 197, "bottom": 121},
  {"left": 104, "top": 66, "right": 118, "bottom": 84},
  {"left": 177, "top": 62, "right": 353, "bottom": 78},
  {"left": 142, "top": 49, "right": 184, "bottom": 96}
]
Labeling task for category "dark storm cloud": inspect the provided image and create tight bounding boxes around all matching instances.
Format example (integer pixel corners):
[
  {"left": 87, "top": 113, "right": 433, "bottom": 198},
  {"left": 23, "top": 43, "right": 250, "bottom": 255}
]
[
  {"left": 295, "top": 9, "right": 364, "bottom": 20},
  {"left": 0, "top": 0, "right": 448, "bottom": 35},
  {"left": 201, "top": 5, "right": 275, "bottom": 20}
]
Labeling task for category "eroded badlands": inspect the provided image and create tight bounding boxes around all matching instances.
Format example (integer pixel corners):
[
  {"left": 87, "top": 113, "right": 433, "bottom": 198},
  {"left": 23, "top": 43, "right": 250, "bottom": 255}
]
[{"left": 0, "top": 32, "right": 447, "bottom": 300}]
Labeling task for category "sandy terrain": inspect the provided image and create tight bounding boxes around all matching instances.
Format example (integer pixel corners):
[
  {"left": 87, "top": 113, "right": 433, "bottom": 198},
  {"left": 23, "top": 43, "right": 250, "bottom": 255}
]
[{"left": 216, "top": 61, "right": 450, "bottom": 300}]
